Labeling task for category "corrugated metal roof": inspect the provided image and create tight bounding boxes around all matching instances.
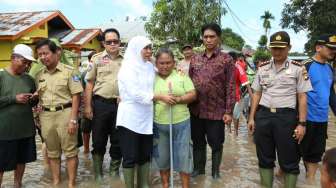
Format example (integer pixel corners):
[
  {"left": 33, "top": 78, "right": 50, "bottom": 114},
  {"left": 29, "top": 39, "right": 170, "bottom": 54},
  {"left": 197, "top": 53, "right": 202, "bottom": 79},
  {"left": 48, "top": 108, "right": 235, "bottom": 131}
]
[
  {"left": 0, "top": 10, "right": 74, "bottom": 39},
  {"left": 0, "top": 11, "right": 54, "bottom": 36},
  {"left": 61, "top": 29, "right": 101, "bottom": 46}
]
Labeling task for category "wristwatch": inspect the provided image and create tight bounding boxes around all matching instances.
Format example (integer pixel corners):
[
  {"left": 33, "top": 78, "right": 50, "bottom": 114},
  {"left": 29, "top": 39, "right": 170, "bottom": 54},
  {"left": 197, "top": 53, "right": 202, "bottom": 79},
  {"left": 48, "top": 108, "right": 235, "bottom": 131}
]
[
  {"left": 70, "top": 119, "right": 78, "bottom": 124},
  {"left": 298, "top": 121, "right": 306, "bottom": 126}
]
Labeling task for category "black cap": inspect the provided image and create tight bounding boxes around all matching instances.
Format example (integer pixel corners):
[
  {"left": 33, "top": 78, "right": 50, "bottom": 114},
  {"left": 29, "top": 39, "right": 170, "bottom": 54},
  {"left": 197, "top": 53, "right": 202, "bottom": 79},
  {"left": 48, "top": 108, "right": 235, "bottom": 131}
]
[
  {"left": 269, "top": 31, "right": 290, "bottom": 48},
  {"left": 315, "top": 34, "right": 336, "bottom": 49},
  {"left": 182, "top": 44, "right": 192, "bottom": 51}
]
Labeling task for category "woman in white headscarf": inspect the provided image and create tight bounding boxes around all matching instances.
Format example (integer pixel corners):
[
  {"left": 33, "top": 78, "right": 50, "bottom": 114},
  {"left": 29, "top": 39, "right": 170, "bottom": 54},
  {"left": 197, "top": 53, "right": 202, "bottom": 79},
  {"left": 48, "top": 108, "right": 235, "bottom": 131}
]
[{"left": 116, "top": 36, "right": 155, "bottom": 188}]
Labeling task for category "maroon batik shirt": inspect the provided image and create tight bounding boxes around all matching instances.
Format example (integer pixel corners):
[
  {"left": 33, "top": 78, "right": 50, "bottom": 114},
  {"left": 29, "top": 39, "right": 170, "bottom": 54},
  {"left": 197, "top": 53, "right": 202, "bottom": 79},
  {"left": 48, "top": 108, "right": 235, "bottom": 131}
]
[{"left": 189, "top": 48, "right": 236, "bottom": 120}]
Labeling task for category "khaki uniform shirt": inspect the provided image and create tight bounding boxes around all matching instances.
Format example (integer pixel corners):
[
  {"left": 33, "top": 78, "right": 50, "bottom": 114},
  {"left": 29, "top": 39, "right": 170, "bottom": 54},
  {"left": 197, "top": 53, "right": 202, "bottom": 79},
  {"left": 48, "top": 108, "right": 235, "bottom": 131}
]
[
  {"left": 36, "top": 63, "right": 83, "bottom": 107},
  {"left": 252, "top": 59, "right": 312, "bottom": 109},
  {"left": 85, "top": 50, "right": 122, "bottom": 99}
]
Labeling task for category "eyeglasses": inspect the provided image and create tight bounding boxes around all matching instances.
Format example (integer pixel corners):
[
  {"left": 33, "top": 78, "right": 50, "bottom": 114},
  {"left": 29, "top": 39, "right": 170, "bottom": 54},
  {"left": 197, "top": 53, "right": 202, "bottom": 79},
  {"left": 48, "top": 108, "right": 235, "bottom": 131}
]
[{"left": 104, "top": 40, "right": 120, "bottom": 45}]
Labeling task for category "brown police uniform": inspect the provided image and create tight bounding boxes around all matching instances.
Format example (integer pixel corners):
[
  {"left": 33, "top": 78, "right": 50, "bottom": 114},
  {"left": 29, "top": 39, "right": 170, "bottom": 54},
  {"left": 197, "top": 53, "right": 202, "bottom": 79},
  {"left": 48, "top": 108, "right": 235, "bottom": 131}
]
[
  {"left": 251, "top": 32, "right": 312, "bottom": 176},
  {"left": 85, "top": 50, "right": 122, "bottom": 172},
  {"left": 36, "top": 63, "right": 83, "bottom": 158}
]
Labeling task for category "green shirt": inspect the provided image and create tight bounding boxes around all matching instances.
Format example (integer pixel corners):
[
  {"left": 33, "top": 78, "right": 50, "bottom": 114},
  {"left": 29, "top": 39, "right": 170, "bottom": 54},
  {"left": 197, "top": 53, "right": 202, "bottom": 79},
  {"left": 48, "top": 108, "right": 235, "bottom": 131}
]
[
  {"left": 154, "top": 70, "right": 195, "bottom": 124},
  {"left": 0, "top": 69, "right": 36, "bottom": 140}
]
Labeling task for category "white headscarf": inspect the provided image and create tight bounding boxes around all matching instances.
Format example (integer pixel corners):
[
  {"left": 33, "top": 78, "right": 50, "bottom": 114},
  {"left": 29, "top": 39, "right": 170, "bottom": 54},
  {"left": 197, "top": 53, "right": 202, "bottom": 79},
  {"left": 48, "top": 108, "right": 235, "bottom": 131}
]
[
  {"left": 117, "top": 36, "right": 155, "bottom": 134},
  {"left": 121, "top": 36, "right": 152, "bottom": 72}
]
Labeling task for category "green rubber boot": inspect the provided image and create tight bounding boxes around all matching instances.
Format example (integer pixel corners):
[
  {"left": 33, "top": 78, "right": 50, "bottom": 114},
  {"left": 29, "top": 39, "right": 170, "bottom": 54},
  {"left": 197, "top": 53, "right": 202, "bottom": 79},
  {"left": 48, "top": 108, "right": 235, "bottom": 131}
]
[
  {"left": 137, "top": 163, "right": 150, "bottom": 188},
  {"left": 123, "top": 168, "right": 135, "bottom": 188},
  {"left": 109, "top": 159, "right": 121, "bottom": 177},
  {"left": 92, "top": 154, "right": 103, "bottom": 182},
  {"left": 284, "top": 173, "right": 298, "bottom": 188},
  {"left": 259, "top": 168, "right": 273, "bottom": 188}
]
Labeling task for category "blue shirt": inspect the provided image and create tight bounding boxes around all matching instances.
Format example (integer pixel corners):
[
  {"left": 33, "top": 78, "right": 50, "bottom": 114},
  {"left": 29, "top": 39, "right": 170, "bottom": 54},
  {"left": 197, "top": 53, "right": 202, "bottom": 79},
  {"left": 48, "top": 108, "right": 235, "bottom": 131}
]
[{"left": 306, "top": 60, "right": 335, "bottom": 122}]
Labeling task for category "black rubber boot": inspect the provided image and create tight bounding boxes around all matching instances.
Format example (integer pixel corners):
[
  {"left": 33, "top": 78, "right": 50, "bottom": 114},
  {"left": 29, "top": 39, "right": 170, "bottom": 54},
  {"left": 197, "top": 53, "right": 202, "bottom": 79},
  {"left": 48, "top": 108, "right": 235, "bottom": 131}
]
[
  {"left": 191, "top": 148, "right": 206, "bottom": 177},
  {"left": 211, "top": 147, "right": 223, "bottom": 179}
]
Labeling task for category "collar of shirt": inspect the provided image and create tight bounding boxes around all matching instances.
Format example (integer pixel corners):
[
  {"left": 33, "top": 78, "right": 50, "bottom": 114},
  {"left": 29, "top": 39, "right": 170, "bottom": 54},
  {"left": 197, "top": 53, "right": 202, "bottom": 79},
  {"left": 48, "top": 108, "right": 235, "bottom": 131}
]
[
  {"left": 43, "top": 62, "right": 63, "bottom": 73},
  {"left": 201, "top": 48, "right": 221, "bottom": 59},
  {"left": 270, "top": 58, "right": 290, "bottom": 73},
  {"left": 102, "top": 50, "right": 123, "bottom": 60}
]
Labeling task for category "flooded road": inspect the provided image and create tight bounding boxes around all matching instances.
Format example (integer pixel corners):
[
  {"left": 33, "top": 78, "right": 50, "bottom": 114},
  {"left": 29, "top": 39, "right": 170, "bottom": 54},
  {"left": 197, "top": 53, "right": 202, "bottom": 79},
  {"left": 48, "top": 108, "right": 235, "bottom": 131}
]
[{"left": 2, "top": 114, "right": 336, "bottom": 188}]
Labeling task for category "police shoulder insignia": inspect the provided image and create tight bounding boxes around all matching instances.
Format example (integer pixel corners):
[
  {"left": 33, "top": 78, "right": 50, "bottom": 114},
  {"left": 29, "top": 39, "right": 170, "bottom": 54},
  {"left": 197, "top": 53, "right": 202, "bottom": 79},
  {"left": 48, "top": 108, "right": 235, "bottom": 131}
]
[
  {"left": 259, "top": 61, "right": 271, "bottom": 67},
  {"left": 302, "top": 66, "right": 309, "bottom": 80},
  {"left": 91, "top": 52, "right": 103, "bottom": 62},
  {"left": 291, "top": 61, "right": 303, "bottom": 67},
  {"left": 64, "top": 64, "right": 74, "bottom": 70}
]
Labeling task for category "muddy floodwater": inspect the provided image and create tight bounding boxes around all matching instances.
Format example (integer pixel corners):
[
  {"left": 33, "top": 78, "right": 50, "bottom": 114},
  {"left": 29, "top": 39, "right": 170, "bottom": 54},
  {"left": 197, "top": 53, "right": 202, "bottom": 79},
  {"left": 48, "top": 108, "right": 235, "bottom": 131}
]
[{"left": 2, "top": 114, "right": 336, "bottom": 188}]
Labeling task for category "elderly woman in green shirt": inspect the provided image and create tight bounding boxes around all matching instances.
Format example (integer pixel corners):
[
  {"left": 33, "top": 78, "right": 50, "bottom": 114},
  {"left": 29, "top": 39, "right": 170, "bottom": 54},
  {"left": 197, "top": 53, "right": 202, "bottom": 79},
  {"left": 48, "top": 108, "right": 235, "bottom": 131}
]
[{"left": 152, "top": 48, "right": 196, "bottom": 188}]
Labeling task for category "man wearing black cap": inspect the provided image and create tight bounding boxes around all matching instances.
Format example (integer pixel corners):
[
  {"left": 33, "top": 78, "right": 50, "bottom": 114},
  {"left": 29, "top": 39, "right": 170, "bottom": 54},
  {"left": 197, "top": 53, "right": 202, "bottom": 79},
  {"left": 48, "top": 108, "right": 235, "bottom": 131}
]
[
  {"left": 300, "top": 34, "right": 336, "bottom": 183},
  {"left": 248, "top": 31, "right": 312, "bottom": 187}
]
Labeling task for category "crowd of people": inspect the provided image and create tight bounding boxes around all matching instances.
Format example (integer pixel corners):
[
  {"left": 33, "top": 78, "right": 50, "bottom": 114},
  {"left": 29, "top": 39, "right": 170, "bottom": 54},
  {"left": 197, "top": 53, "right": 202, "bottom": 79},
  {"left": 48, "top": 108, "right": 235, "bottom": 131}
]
[{"left": 0, "top": 22, "right": 335, "bottom": 188}]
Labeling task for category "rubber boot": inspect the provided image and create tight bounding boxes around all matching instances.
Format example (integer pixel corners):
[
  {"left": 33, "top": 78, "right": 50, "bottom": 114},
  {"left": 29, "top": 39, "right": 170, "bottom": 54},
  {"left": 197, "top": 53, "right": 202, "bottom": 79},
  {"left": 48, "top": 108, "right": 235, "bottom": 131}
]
[
  {"left": 259, "top": 168, "right": 273, "bottom": 188},
  {"left": 211, "top": 147, "right": 223, "bottom": 179},
  {"left": 284, "top": 173, "right": 298, "bottom": 188},
  {"left": 109, "top": 159, "right": 121, "bottom": 177},
  {"left": 137, "top": 163, "right": 150, "bottom": 188},
  {"left": 123, "top": 168, "right": 135, "bottom": 188},
  {"left": 191, "top": 148, "right": 206, "bottom": 177},
  {"left": 92, "top": 154, "right": 103, "bottom": 182}
]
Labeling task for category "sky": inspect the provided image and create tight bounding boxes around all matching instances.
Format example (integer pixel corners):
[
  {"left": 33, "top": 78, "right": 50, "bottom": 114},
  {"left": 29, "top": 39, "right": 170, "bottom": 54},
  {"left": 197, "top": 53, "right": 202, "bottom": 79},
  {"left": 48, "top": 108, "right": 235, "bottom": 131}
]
[{"left": 0, "top": 0, "right": 308, "bottom": 52}]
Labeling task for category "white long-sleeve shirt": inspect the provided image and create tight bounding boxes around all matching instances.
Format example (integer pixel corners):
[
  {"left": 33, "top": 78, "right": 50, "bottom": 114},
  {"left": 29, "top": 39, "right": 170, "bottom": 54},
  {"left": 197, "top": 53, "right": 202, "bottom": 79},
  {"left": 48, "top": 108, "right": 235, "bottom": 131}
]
[{"left": 116, "top": 62, "right": 155, "bottom": 134}]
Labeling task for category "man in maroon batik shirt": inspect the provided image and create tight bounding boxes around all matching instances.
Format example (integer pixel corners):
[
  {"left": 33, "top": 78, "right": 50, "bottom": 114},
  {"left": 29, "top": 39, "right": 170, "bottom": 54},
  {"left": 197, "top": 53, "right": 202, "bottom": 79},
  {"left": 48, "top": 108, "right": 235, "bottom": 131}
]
[{"left": 189, "top": 23, "right": 236, "bottom": 179}]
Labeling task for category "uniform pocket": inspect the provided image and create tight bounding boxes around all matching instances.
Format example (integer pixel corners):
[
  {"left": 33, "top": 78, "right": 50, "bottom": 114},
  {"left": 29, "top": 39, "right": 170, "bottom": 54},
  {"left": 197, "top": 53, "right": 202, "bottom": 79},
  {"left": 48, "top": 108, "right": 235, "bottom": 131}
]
[
  {"left": 56, "top": 78, "right": 68, "bottom": 92},
  {"left": 280, "top": 76, "right": 296, "bottom": 85}
]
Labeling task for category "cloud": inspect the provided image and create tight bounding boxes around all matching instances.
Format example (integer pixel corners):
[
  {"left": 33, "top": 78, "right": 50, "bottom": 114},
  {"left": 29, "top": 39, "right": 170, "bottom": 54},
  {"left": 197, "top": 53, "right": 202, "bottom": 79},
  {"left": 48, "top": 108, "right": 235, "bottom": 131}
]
[{"left": 0, "top": 0, "right": 57, "bottom": 10}]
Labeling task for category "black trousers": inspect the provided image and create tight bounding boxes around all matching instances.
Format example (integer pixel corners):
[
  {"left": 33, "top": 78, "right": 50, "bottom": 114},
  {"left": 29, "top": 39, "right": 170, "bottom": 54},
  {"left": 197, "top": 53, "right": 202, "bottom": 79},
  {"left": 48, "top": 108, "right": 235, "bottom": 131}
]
[
  {"left": 191, "top": 114, "right": 225, "bottom": 152},
  {"left": 300, "top": 121, "right": 328, "bottom": 163},
  {"left": 118, "top": 127, "right": 153, "bottom": 168},
  {"left": 254, "top": 107, "right": 300, "bottom": 174},
  {"left": 91, "top": 96, "right": 121, "bottom": 161}
]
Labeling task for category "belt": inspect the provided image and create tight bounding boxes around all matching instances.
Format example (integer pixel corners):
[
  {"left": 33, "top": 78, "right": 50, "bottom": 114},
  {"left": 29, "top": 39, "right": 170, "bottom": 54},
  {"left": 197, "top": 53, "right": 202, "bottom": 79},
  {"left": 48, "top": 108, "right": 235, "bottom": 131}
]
[
  {"left": 43, "top": 103, "right": 72, "bottom": 112},
  {"left": 258, "top": 105, "right": 295, "bottom": 113},
  {"left": 93, "top": 95, "right": 117, "bottom": 104}
]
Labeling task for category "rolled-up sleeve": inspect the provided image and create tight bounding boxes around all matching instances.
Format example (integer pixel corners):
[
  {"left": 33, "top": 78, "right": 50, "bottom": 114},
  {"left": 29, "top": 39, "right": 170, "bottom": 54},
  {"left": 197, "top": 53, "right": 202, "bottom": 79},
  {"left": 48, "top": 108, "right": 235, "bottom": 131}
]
[{"left": 251, "top": 70, "right": 262, "bottom": 92}]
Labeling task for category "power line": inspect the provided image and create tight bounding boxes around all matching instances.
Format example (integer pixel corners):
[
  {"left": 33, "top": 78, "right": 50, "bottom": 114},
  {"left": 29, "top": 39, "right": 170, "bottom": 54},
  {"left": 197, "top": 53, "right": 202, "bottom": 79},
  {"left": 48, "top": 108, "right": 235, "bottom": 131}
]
[
  {"left": 223, "top": 0, "right": 264, "bottom": 34},
  {"left": 222, "top": 0, "right": 259, "bottom": 44}
]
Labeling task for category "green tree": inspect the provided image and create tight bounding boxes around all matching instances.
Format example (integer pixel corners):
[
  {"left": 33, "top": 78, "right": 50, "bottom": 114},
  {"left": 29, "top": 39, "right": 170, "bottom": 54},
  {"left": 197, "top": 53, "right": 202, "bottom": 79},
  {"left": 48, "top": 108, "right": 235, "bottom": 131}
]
[
  {"left": 221, "top": 28, "right": 245, "bottom": 50},
  {"left": 281, "top": 0, "right": 336, "bottom": 53},
  {"left": 145, "top": 0, "right": 226, "bottom": 47},
  {"left": 260, "top": 10, "right": 275, "bottom": 36},
  {"left": 258, "top": 35, "right": 268, "bottom": 49}
]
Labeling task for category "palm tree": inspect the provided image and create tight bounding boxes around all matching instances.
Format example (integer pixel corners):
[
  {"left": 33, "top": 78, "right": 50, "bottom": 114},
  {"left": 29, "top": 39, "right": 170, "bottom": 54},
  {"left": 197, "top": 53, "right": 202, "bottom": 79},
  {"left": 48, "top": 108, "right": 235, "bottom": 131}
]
[{"left": 260, "top": 10, "right": 275, "bottom": 37}]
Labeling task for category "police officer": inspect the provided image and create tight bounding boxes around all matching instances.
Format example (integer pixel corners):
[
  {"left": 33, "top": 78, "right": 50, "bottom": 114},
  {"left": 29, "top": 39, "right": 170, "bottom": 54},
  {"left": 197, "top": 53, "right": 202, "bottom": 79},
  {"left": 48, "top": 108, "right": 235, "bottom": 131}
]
[
  {"left": 84, "top": 28, "right": 122, "bottom": 181},
  {"left": 248, "top": 31, "right": 312, "bottom": 188},
  {"left": 35, "top": 39, "right": 83, "bottom": 188}
]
